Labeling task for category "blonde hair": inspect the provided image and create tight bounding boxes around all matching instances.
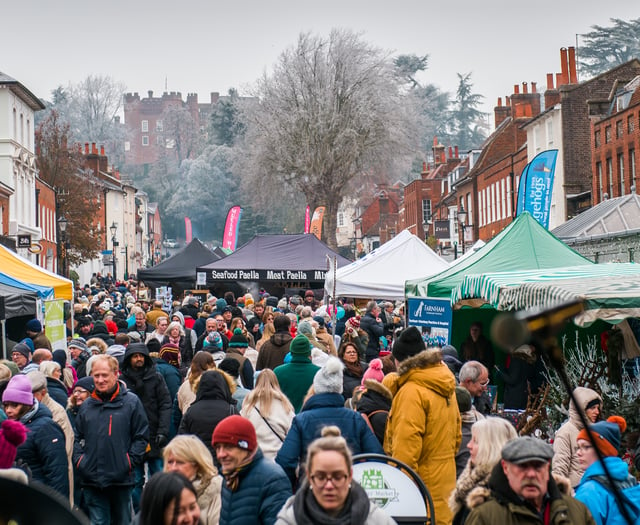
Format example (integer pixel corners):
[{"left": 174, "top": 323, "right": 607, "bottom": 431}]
[
  {"left": 0, "top": 363, "right": 12, "bottom": 381},
  {"left": 89, "top": 354, "right": 119, "bottom": 374},
  {"left": 241, "top": 369, "right": 293, "bottom": 417},
  {"left": 163, "top": 434, "right": 217, "bottom": 485},
  {"left": 305, "top": 426, "right": 352, "bottom": 474},
  {"left": 470, "top": 417, "right": 518, "bottom": 468}
]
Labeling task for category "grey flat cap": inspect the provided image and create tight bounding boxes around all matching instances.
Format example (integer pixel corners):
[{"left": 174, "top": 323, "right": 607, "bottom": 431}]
[{"left": 502, "top": 436, "right": 553, "bottom": 464}]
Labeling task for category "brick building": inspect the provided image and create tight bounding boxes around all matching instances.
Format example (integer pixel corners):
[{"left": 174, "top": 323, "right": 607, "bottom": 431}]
[{"left": 589, "top": 72, "right": 640, "bottom": 204}]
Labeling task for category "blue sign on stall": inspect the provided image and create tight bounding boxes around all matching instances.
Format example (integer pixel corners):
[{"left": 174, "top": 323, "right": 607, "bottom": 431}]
[{"left": 407, "top": 297, "right": 453, "bottom": 345}]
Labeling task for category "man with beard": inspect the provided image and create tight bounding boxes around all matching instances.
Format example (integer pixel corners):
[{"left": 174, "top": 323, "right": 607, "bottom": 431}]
[
  {"left": 119, "top": 342, "right": 171, "bottom": 513},
  {"left": 466, "top": 437, "right": 595, "bottom": 525}
]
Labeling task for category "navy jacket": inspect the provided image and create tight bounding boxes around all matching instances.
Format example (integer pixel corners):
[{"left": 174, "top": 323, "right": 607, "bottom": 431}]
[
  {"left": 219, "top": 448, "right": 291, "bottom": 525},
  {"left": 73, "top": 381, "right": 149, "bottom": 488},
  {"left": 275, "top": 392, "right": 383, "bottom": 487},
  {"left": 18, "top": 401, "right": 69, "bottom": 498}
]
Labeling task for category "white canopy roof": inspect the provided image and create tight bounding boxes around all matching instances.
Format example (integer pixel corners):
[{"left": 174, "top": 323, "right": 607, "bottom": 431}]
[{"left": 324, "top": 229, "right": 449, "bottom": 300}]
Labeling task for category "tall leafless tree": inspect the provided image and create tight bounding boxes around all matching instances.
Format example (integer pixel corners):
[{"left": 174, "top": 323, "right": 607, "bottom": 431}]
[{"left": 237, "top": 29, "right": 419, "bottom": 249}]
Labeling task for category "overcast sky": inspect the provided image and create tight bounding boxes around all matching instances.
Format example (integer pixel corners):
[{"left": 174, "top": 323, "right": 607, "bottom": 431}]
[{"left": 3, "top": 1, "right": 638, "bottom": 128}]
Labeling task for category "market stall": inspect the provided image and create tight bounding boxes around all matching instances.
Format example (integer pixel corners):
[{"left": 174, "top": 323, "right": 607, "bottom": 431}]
[{"left": 324, "top": 229, "right": 449, "bottom": 300}]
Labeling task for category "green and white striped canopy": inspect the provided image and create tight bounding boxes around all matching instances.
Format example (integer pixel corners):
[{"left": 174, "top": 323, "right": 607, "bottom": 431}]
[{"left": 451, "top": 263, "right": 640, "bottom": 325}]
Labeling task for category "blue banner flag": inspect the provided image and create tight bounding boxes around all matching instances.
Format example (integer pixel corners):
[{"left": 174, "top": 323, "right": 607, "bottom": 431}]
[
  {"left": 519, "top": 150, "right": 558, "bottom": 228},
  {"left": 515, "top": 162, "right": 530, "bottom": 217}
]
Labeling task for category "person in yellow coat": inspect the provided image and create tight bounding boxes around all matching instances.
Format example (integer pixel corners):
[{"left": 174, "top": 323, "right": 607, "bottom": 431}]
[{"left": 384, "top": 327, "right": 461, "bottom": 525}]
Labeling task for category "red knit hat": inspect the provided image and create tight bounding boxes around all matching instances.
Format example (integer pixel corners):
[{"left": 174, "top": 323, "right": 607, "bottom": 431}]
[
  {"left": 577, "top": 415, "right": 627, "bottom": 457},
  {"left": 212, "top": 415, "right": 257, "bottom": 451},
  {"left": 0, "top": 419, "right": 27, "bottom": 468}
]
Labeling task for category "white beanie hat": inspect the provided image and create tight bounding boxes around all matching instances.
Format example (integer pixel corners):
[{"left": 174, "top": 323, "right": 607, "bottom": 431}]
[{"left": 313, "top": 357, "right": 344, "bottom": 394}]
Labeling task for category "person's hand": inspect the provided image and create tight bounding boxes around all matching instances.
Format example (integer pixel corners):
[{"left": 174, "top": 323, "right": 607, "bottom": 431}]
[{"left": 155, "top": 434, "right": 168, "bottom": 448}]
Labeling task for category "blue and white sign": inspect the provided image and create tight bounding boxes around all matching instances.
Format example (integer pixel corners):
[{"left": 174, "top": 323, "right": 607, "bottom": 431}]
[
  {"left": 516, "top": 149, "right": 558, "bottom": 229},
  {"left": 407, "top": 297, "right": 453, "bottom": 345}
]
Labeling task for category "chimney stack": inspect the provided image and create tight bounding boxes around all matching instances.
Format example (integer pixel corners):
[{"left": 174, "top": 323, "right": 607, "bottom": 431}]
[
  {"left": 494, "top": 97, "right": 511, "bottom": 128},
  {"left": 568, "top": 47, "right": 577, "bottom": 83},
  {"left": 91, "top": 143, "right": 98, "bottom": 155},
  {"left": 560, "top": 48, "right": 569, "bottom": 86},
  {"left": 100, "top": 145, "right": 105, "bottom": 156},
  {"left": 84, "top": 143, "right": 89, "bottom": 155},
  {"left": 454, "top": 146, "right": 459, "bottom": 158},
  {"left": 546, "top": 74, "right": 555, "bottom": 90}
]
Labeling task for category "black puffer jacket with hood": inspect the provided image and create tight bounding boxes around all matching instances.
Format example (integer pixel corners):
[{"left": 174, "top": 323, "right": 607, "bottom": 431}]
[
  {"left": 178, "top": 369, "right": 238, "bottom": 456},
  {"left": 120, "top": 342, "right": 172, "bottom": 458}
]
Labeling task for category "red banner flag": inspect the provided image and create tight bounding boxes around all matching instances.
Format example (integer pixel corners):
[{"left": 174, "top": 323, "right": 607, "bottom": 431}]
[
  {"left": 304, "top": 206, "right": 311, "bottom": 233},
  {"left": 309, "top": 206, "right": 325, "bottom": 240},
  {"left": 222, "top": 206, "right": 243, "bottom": 251},
  {"left": 184, "top": 217, "right": 193, "bottom": 243}
]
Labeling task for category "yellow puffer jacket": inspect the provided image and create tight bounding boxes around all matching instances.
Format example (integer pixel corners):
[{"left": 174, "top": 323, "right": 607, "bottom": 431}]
[{"left": 383, "top": 349, "right": 461, "bottom": 525}]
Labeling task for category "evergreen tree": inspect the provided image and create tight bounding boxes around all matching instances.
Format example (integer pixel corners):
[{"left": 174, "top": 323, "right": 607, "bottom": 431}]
[
  {"left": 450, "top": 72, "right": 487, "bottom": 151},
  {"left": 578, "top": 17, "right": 640, "bottom": 78}
]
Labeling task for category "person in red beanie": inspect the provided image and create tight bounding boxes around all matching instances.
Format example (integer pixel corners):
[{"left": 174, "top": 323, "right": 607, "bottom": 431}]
[
  {"left": 575, "top": 415, "right": 640, "bottom": 524},
  {"left": 212, "top": 415, "right": 291, "bottom": 525}
]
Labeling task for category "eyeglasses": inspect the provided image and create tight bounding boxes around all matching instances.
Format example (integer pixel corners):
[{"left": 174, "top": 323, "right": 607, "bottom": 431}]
[
  {"left": 309, "top": 472, "right": 349, "bottom": 487},
  {"left": 478, "top": 378, "right": 490, "bottom": 387}
]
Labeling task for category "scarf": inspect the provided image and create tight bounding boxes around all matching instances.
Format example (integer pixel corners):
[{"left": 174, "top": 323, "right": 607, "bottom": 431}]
[
  {"left": 343, "top": 360, "right": 363, "bottom": 378},
  {"left": 221, "top": 449, "right": 256, "bottom": 492},
  {"left": 292, "top": 481, "right": 370, "bottom": 525},
  {"left": 169, "top": 335, "right": 181, "bottom": 345}
]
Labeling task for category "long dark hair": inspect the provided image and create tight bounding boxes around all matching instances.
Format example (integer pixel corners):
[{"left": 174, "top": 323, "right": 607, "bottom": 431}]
[{"left": 139, "top": 471, "right": 200, "bottom": 525}]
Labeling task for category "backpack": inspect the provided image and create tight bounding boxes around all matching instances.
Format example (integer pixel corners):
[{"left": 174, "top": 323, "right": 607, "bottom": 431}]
[
  {"left": 589, "top": 474, "right": 640, "bottom": 523},
  {"left": 360, "top": 409, "right": 389, "bottom": 445}
]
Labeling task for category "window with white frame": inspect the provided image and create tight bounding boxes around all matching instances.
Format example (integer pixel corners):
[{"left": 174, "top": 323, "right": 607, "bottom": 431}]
[
  {"left": 619, "top": 154, "right": 625, "bottom": 196},
  {"left": 142, "top": 136, "right": 149, "bottom": 146},
  {"left": 156, "top": 120, "right": 163, "bottom": 132},
  {"left": 141, "top": 120, "right": 149, "bottom": 132},
  {"left": 422, "top": 199, "right": 432, "bottom": 223}
]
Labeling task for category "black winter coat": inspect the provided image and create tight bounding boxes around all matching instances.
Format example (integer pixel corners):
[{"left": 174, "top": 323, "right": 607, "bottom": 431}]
[
  {"left": 342, "top": 362, "right": 367, "bottom": 401},
  {"left": 73, "top": 381, "right": 149, "bottom": 488},
  {"left": 178, "top": 370, "right": 238, "bottom": 457},
  {"left": 46, "top": 377, "right": 68, "bottom": 408},
  {"left": 120, "top": 345, "right": 172, "bottom": 458},
  {"left": 18, "top": 402, "right": 69, "bottom": 498},
  {"left": 359, "top": 312, "right": 384, "bottom": 361}
]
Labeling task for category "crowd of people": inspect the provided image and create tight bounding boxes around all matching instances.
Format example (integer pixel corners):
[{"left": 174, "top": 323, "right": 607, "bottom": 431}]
[{"left": 0, "top": 277, "right": 638, "bottom": 525}]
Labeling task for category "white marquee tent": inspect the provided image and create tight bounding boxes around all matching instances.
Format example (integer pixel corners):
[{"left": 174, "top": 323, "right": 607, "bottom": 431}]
[{"left": 324, "top": 229, "right": 449, "bottom": 300}]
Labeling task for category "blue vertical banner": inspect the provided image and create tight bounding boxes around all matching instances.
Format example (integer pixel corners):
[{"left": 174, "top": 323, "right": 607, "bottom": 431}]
[
  {"left": 515, "top": 162, "right": 530, "bottom": 217},
  {"left": 519, "top": 150, "right": 558, "bottom": 228}
]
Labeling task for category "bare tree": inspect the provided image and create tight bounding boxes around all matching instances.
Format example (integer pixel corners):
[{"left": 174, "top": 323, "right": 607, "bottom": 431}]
[
  {"left": 237, "top": 29, "right": 419, "bottom": 249},
  {"left": 36, "top": 111, "right": 104, "bottom": 265},
  {"left": 42, "top": 75, "right": 128, "bottom": 166}
]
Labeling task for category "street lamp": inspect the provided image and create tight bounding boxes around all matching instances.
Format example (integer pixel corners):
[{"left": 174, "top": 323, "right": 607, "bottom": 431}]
[
  {"left": 110, "top": 222, "right": 118, "bottom": 282},
  {"left": 57, "top": 215, "right": 68, "bottom": 277},
  {"left": 457, "top": 204, "right": 468, "bottom": 255},
  {"left": 148, "top": 225, "right": 154, "bottom": 267},
  {"left": 422, "top": 220, "right": 429, "bottom": 243}
]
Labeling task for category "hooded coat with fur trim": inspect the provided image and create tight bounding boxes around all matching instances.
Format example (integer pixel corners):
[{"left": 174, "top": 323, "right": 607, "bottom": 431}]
[
  {"left": 465, "top": 463, "right": 595, "bottom": 525},
  {"left": 383, "top": 349, "right": 460, "bottom": 525},
  {"left": 552, "top": 386, "right": 602, "bottom": 487}
]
